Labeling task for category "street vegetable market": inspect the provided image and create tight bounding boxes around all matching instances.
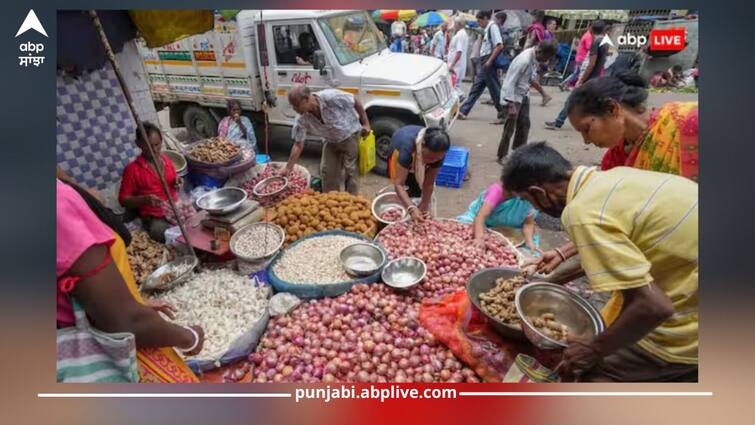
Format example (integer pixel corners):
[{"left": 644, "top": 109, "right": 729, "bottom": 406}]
[{"left": 55, "top": 8, "right": 699, "bottom": 384}]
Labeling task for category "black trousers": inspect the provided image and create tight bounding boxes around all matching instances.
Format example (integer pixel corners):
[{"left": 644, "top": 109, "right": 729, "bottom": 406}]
[{"left": 497, "top": 96, "right": 531, "bottom": 159}]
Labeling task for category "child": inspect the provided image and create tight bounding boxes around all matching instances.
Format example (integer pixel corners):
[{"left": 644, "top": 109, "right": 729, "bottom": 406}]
[{"left": 456, "top": 170, "right": 540, "bottom": 254}]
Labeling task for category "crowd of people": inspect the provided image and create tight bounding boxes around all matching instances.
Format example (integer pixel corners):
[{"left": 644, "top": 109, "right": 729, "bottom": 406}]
[{"left": 55, "top": 9, "right": 698, "bottom": 383}]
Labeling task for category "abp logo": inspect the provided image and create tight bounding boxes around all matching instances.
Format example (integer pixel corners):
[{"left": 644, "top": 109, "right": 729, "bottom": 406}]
[{"left": 649, "top": 28, "right": 686, "bottom": 51}]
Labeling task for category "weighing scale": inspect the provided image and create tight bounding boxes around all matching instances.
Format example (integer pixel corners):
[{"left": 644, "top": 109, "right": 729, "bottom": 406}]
[{"left": 200, "top": 200, "right": 265, "bottom": 233}]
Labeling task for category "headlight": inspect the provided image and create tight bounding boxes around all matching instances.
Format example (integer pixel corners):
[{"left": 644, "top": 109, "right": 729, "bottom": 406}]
[{"left": 413, "top": 87, "right": 439, "bottom": 111}]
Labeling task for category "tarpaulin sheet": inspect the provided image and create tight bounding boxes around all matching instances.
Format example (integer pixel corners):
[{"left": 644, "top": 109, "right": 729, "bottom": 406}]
[
  {"left": 129, "top": 10, "right": 214, "bottom": 48},
  {"left": 57, "top": 11, "right": 137, "bottom": 74}
]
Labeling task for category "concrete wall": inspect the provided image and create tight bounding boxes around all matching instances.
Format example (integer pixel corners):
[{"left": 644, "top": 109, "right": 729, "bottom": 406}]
[{"left": 115, "top": 40, "right": 159, "bottom": 125}]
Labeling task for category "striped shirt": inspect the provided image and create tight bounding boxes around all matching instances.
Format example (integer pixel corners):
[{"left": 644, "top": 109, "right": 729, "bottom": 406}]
[{"left": 563, "top": 166, "right": 698, "bottom": 364}]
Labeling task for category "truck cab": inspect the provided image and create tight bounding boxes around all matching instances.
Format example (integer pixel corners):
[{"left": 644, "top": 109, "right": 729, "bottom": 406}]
[{"left": 141, "top": 10, "right": 460, "bottom": 175}]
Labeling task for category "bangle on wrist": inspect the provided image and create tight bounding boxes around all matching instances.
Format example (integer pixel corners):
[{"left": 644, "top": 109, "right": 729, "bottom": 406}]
[
  {"left": 554, "top": 247, "right": 567, "bottom": 262},
  {"left": 178, "top": 325, "right": 199, "bottom": 353}
]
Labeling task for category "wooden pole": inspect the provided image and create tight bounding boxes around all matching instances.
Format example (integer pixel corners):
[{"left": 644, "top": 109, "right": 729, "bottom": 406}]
[{"left": 88, "top": 10, "right": 197, "bottom": 259}]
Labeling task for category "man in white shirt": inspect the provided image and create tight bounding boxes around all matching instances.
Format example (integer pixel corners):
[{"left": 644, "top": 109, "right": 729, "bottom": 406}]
[
  {"left": 458, "top": 10, "right": 503, "bottom": 122},
  {"left": 391, "top": 20, "right": 407, "bottom": 38},
  {"left": 430, "top": 25, "right": 448, "bottom": 60},
  {"left": 447, "top": 17, "right": 469, "bottom": 92}
]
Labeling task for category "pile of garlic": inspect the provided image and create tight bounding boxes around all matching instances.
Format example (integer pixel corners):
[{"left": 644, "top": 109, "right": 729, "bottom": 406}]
[{"left": 151, "top": 269, "right": 269, "bottom": 361}]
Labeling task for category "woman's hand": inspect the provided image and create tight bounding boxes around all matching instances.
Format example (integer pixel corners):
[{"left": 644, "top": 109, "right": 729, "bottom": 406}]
[
  {"left": 408, "top": 206, "right": 425, "bottom": 222},
  {"left": 142, "top": 194, "right": 163, "bottom": 207},
  {"left": 146, "top": 300, "right": 177, "bottom": 320},
  {"left": 181, "top": 325, "right": 205, "bottom": 357}
]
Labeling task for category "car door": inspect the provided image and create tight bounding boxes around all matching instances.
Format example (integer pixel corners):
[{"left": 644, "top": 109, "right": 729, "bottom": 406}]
[{"left": 267, "top": 20, "right": 330, "bottom": 121}]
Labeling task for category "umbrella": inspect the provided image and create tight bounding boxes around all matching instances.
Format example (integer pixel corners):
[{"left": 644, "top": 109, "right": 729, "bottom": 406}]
[
  {"left": 413, "top": 11, "right": 449, "bottom": 28},
  {"left": 373, "top": 10, "right": 417, "bottom": 22}
]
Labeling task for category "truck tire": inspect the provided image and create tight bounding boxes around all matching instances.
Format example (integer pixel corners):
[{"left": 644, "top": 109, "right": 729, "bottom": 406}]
[
  {"left": 371, "top": 116, "right": 406, "bottom": 177},
  {"left": 183, "top": 105, "right": 218, "bottom": 141}
]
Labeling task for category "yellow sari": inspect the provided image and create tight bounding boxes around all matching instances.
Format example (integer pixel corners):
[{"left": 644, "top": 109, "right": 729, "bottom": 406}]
[{"left": 110, "top": 233, "right": 199, "bottom": 383}]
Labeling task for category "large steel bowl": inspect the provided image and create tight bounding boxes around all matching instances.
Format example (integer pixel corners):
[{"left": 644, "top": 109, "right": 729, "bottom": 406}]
[
  {"left": 371, "top": 192, "right": 408, "bottom": 225},
  {"left": 515, "top": 282, "right": 605, "bottom": 350},
  {"left": 142, "top": 256, "right": 198, "bottom": 292},
  {"left": 466, "top": 267, "right": 527, "bottom": 341},
  {"left": 196, "top": 187, "right": 247, "bottom": 214},
  {"left": 340, "top": 243, "right": 386, "bottom": 277},
  {"left": 381, "top": 257, "right": 426, "bottom": 290},
  {"left": 230, "top": 222, "right": 286, "bottom": 262},
  {"left": 164, "top": 150, "right": 187, "bottom": 175}
]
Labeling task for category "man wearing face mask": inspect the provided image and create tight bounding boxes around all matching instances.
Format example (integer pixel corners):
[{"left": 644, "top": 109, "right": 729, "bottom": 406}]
[{"left": 503, "top": 142, "right": 698, "bottom": 382}]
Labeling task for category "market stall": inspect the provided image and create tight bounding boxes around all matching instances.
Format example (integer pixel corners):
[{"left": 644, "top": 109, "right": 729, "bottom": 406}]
[{"left": 67, "top": 10, "right": 604, "bottom": 385}]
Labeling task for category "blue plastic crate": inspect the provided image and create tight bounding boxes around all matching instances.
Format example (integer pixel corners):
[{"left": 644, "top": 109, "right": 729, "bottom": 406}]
[
  {"left": 256, "top": 154, "right": 271, "bottom": 165},
  {"left": 436, "top": 147, "right": 469, "bottom": 188}
]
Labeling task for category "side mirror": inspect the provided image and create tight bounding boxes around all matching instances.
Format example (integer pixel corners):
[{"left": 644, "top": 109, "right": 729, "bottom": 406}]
[{"left": 313, "top": 50, "right": 327, "bottom": 71}]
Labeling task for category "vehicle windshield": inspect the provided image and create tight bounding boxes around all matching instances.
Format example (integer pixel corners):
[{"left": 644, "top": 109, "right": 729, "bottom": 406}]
[{"left": 318, "top": 12, "right": 386, "bottom": 65}]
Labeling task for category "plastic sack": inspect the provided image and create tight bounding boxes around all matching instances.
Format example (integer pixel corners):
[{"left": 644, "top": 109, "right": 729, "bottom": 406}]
[
  {"left": 268, "top": 293, "right": 302, "bottom": 316},
  {"left": 267, "top": 230, "right": 384, "bottom": 299},
  {"left": 419, "top": 289, "right": 532, "bottom": 382},
  {"left": 358, "top": 131, "right": 376, "bottom": 175},
  {"left": 186, "top": 275, "right": 272, "bottom": 373},
  {"left": 162, "top": 191, "right": 197, "bottom": 226},
  {"left": 503, "top": 354, "right": 559, "bottom": 383}
]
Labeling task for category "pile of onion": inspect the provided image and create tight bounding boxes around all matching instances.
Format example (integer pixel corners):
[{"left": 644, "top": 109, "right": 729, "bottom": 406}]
[
  {"left": 248, "top": 283, "right": 479, "bottom": 383},
  {"left": 240, "top": 165, "right": 309, "bottom": 206},
  {"left": 377, "top": 219, "right": 519, "bottom": 299}
]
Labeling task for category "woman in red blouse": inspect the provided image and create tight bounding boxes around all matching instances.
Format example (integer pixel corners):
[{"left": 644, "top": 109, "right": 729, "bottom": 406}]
[{"left": 119, "top": 122, "right": 180, "bottom": 242}]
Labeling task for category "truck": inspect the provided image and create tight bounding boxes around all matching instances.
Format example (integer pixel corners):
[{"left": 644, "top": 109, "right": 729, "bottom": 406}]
[{"left": 138, "top": 10, "right": 460, "bottom": 175}]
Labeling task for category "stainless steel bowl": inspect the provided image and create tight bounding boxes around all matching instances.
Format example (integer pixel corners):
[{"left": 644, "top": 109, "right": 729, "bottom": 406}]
[
  {"left": 340, "top": 243, "right": 386, "bottom": 277},
  {"left": 466, "top": 267, "right": 527, "bottom": 341},
  {"left": 253, "top": 175, "right": 289, "bottom": 198},
  {"left": 381, "top": 257, "right": 426, "bottom": 289},
  {"left": 515, "top": 282, "right": 605, "bottom": 350},
  {"left": 230, "top": 222, "right": 286, "bottom": 262},
  {"left": 371, "top": 192, "right": 408, "bottom": 225},
  {"left": 164, "top": 150, "right": 187, "bottom": 175},
  {"left": 196, "top": 187, "right": 247, "bottom": 214},
  {"left": 142, "top": 256, "right": 198, "bottom": 291}
]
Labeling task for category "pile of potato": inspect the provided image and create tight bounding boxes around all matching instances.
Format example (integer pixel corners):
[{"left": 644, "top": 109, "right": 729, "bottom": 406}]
[
  {"left": 270, "top": 191, "right": 376, "bottom": 244},
  {"left": 479, "top": 275, "right": 528, "bottom": 325},
  {"left": 127, "top": 230, "right": 168, "bottom": 284},
  {"left": 187, "top": 137, "right": 240, "bottom": 164}
]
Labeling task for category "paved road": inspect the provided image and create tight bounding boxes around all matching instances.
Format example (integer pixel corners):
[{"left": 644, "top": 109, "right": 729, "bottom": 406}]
[{"left": 160, "top": 85, "right": 697, "bottom": 221}]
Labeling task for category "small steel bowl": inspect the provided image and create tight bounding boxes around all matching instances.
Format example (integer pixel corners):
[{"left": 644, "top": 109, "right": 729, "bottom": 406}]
[
  {"left": 381, "top": 257, "right": 426, "bottom": 290},
  {"left": 340, "top": 243, "right": 386, "bottom": 277},
  {"left": 371, "top": 192, "right": 408, "bottom": 225},
  {"left": 142, "top": 256, "right": 198, "bottom": 292},
  {"left": 466, "top": 267, "right": 527, "bottom": 341},
  {"left": 230, "top": 222, "right": 286, "bottom": 262},
  {"left": 515, "top": 282, "right": 605, "bottom": 350},
  {"left": 253, "top": 176, "right": 289, "bottom": 198},
  {"left": 196, "top": 187, "right": 247, "bottom": 214}
]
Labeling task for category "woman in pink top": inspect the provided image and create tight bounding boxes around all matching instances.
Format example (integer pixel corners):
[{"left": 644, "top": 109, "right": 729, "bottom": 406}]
[
  {"left": 56, "top": 180, "right": 204, "bottom": 355},
  {"left": 456, "top": 175, "right": 540, "bottom": 254},
  {"left": 560, "top": 24, "right": 593, "bottom": 91}
]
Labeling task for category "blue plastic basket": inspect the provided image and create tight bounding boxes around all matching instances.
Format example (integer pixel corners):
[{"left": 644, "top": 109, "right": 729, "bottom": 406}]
[
  {"left": 256, "top": 154, "right": 271, "bottom": 165},
  {"left": 436, "top": 146, "right": 469, "bottom": 188}
]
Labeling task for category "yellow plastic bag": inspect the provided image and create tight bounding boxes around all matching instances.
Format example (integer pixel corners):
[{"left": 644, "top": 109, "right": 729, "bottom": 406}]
[{"left": 359, "top": 132, "right": 376, "bottom": 175}]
